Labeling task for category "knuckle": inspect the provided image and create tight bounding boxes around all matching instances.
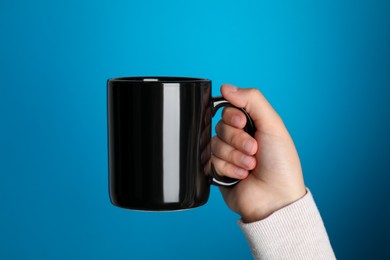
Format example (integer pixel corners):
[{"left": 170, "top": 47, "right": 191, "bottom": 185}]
[
  {"left": 222, "top": 107, "right": 235, "bottom": 121},
  {"left": 248, "top": 88, "right": 261, "bottom": 97},
  {"left": 215, "top": 159, "right": 233, "bottom": 178},
  {"left": 215, "top": 121, "right": 223, "bottom": 135},
  {"left": 231, "top": 131, "right": 248, "bottom": 147},
  {"left": 227, "top": 150, "right": 236, "bottom": 163},
  {"left": 211, "top": 136, "right": 218, "bottom": 149},
  {"left": 211, "top": 137, "right": 225, "bottom": 156},
  {"left": 212, "top": 155, "right": 229, "bottom": 177},
  {"left": 221, "top": 107, "right": 228, "bottom": 118},
  {"left": 218, "top": 160, "right": 230, "bottom": 176}
]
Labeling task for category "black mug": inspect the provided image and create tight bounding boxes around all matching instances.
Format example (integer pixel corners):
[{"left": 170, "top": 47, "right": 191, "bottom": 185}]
[{"left": 107, "top": 77, "right": 255, "bottom": 211}]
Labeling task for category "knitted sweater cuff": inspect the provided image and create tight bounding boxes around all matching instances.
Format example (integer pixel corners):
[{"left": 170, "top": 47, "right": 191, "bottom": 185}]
[{"left": 238, "top": 189, "right": 336, "bottom": 260}]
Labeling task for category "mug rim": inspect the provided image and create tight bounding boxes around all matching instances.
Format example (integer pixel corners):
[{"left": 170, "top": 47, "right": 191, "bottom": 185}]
[{"left": 108, "top": 76, "right": 210, "bottom": 83}]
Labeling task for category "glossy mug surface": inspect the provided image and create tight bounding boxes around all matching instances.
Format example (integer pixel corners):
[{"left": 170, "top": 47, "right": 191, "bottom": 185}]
[{"left": 107, "top": 77, "right": 255, "bottom": 211}]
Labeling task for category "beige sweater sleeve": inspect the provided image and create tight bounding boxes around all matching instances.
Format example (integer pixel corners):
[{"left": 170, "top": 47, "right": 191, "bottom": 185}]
[{"left": 239, "top": 190, "right": 336, "bottom": 260}]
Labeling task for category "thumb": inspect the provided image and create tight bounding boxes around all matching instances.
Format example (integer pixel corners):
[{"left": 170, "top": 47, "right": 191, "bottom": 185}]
[{"left": 221, "top": 84, "right": 286, "bottom": 135}]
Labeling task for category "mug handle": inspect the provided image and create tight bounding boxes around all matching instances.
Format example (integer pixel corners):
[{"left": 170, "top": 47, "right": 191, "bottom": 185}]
[{"left": 210, "top": 96, "right": 257, "bottom": 187}]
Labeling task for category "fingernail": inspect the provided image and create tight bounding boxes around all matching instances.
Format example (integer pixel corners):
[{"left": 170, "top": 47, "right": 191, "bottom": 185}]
[
  {"left": 235, "top": 168, "right": 247, "bottom": 178},
  {"left": 242, "top": 155, "right": 255, "bottom": 168},
  {"left": 224, "top": 84, "right": 238, "bottom": 92},
  {"left": 243, "top": 140, "right": 254, "bottom": 154}
]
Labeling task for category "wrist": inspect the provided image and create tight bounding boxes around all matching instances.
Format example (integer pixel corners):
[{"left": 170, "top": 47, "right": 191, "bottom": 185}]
[{"left": 241, "top": 188, "right": 307, "bottom": 223}]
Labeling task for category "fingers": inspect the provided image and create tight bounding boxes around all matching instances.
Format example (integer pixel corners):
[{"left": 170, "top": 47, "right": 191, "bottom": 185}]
[
  {"left": 221, "top": 84, "right": 287, "bottom": 136},
  {"left": 211, "top": 119, "right": 257, "bottom": 179},
  {"left": 211, "top": 146, "right": 255, "bottom": 179},
  {"left": 211, "top": 155, "right": 249, "bottom": 179},
  {"left": 211, "top": 137, "right": 256, "bottom": 170},
  {"left": 215, "top": 120, "right": 257, "bottom": 155},
  {"left": 211, "top": 105, "right": 258, "bottom": 179},
  {"left": 222, "top": 107, "right": 247, "bottom": 129}
]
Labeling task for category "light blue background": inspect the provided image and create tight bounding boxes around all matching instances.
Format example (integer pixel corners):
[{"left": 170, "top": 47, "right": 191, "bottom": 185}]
[{"left": 1, "top": 0, "right": 389, "bottom": 259}]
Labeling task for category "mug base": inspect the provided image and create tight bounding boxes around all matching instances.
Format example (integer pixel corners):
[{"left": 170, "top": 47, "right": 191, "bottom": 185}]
[{"left": 110, "top": 198, "right": 208, "bottom": 212}]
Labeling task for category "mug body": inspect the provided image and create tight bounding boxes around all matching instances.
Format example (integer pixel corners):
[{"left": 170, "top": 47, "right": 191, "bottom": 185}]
[{"left": 107, "top": 77, "right": 212, "bottom": 210}]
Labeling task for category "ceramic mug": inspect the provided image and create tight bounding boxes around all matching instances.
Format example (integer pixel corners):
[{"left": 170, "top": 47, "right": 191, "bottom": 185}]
[{"left": 107, "top": 77, "right": 255, "bottom": 211}]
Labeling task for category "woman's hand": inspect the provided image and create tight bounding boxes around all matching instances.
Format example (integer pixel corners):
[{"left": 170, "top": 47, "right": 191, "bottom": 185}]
[{"left": 211, "top": 84, "right": 306, "bottom": 223}]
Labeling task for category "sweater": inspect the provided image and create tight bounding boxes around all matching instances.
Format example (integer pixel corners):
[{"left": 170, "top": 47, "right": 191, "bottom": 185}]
[{"left": 239, "top": 190, "right": 336, "bottom": 259}]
